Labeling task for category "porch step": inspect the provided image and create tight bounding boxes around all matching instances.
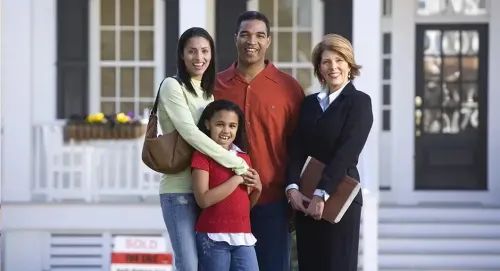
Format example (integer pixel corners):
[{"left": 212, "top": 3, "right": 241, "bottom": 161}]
[{"left": 364, "top": 204, "right": 500, "bottom": 270}]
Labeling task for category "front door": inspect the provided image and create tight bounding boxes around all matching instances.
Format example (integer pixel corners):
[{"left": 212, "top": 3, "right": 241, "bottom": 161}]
[{"left": 415, "top": 24, "right": 488, "bottom": 190}]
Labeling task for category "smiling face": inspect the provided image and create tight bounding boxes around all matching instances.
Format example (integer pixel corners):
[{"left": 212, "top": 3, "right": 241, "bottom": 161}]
[
  {"left": 319, "top": 50, "right": 351, "bottom": 92},
  {"left": 235, "top": 19, "right": 271, "bottom": 67},
  {"left": 182, "top": 36, "right": 212, "bottom": 80},
  {"left": 204, "top": 110, "right": 239, "bottom": 150}
]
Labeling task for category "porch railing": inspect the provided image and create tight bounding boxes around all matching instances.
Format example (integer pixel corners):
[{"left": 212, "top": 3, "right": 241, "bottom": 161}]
[{"left": 32, "top": 122, "right": 161, "bottom": 202}]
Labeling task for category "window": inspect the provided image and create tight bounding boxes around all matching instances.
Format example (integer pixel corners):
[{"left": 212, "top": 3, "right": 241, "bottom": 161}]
[
  {"left": 249, "top": 0, "right": 322, "bottom": 94},
  {"left": 90, "top": 0, "right": 163, "bottom": 116},
  {"left": 417, "top": 0, "right": 487, "bottom": 16}
]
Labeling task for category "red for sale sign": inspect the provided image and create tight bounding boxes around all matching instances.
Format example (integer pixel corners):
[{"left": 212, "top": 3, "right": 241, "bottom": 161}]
[{"left": 111, "top": 236, "right": 173, "bottom": 271}]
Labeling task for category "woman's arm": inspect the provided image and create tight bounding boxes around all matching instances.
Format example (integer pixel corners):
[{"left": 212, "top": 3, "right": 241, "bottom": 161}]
[
  {"left": 192, "top": 169, "right": 244, "bottom": 209},
  {"left": 158, "top": 78, "right": 248, "bottom": 175}
]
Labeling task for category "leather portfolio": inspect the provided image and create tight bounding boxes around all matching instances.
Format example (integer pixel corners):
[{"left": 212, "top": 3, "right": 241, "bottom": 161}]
[{"left": 300, "top": 156, "right": 361, "bottom": 224}]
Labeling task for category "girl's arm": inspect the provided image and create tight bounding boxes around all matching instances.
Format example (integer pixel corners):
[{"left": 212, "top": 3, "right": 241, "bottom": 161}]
[
  {"left": 192, "top": 169, "right": 245, "bottom": 209},
  {"left": 158, "top": 78, "right": 248, "bottom": 175}
]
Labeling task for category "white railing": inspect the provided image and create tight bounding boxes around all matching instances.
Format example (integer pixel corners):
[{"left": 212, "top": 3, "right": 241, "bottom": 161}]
[{"left": 32, "top": 122, "right": 161, "bottom": 202}]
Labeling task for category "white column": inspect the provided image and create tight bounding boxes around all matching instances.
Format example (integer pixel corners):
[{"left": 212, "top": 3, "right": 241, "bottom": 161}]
[
  {"left": 32, "top": 0, "right": 57, "bottom": 123},
  {"left": 488, "top": 0, "right": 500, "bottom": 205},
  {"left": 353, "top": 0, "right": 381, "bottom": 270},
  {"left": 179, "top": 0, "right": 208, "bottom": 33},
  {"left": 1, "top": 0, "right": 33, "bottom": 201}
]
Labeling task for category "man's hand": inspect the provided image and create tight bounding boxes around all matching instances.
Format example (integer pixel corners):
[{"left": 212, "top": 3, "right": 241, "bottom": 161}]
[
  {"left": 287, "top": 189, "right": 311, "bottom": 213},
  {"left": 305, "top": 196, "right": 325, "bottom": 220}
]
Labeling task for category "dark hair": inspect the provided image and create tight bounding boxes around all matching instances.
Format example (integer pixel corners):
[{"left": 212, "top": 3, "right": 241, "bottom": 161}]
[
  {"left": 235, "top": 11, "right": 271, "bottom": 36},
  {"left": 177, "top": 27, "right": 216, "bottom": 99},
  {"left": 197, "top": 100, "right": 248, "bottom": 152}
]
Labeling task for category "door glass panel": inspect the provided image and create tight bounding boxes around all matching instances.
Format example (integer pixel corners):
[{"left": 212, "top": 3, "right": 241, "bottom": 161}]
[
  {"left": 442, "top": 108, "right": 461, "bottom": 133},
  {"left": 120, "top": 102, "right": 135, "bottom": 114},
  {"left": 442, "top": 31, "right": 460, "bottom": 55},
  {"left": 461, "top": 83, "right": 479, "bottom": 129},
  {"left": 443, "top": 57, "right": 460, "bottom": 82},
  {"left": 424, "top": 30, "right": 441, "bottom": 55},
  {"left": 297, "top": 68, "right": 312, "bottom": 90},
  {"left": 423, "top": 109, "right": 442, "bottom": 133},
  {"left": 101, "top": 102, "right": 115, "bottom": 114},
  {"left": 461, "top": 56, "right": 478, "bottom": 81},
  {"left": 259, "top": 0, "right": 274, "bottom": 25},
  {"left": 461, "top": 30, "right": 479, "bottom": 55},
  {"left": 424, "top": 56, "right": 441, "bottom": 79},
  {"left": 139, "top": 68, "right": 154, "bottom": 98},
  {"left": 424, "top": 81, "right": 441, "bottom": 107},
  {"left": 442, "top": 82, "right": 460, "bottom": 108}
]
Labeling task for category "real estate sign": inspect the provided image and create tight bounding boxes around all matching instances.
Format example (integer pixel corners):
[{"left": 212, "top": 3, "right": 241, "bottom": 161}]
[{"left": 111, "top": 236, "right": 172, "bottom": 271}]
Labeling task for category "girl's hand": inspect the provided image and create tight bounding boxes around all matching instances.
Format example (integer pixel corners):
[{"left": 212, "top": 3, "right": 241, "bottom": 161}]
[
  {"left": 305, "top": 196, "right": 325, "bottom": 220},
  {"left": 242, "top": 168, "right": 262, "bottom": 192},
  {"left": 287, "top": 189, "right": 311, "bottom": 213}
]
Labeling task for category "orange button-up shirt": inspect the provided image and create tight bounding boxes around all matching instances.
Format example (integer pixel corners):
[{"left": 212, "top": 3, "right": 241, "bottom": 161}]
[{"left": 214, "top": 62, "right": 304, "bottom": 204}]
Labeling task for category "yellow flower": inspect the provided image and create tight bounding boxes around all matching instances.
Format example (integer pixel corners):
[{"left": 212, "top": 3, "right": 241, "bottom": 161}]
[{"left": 116, "top": 112, "right": 131, "bottom": 124}]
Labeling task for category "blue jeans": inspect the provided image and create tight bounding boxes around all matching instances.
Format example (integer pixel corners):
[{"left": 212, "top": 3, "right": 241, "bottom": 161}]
[
  {"left": 160, "top": 193, "right": 199, "bottom": 271},
  {"left": 196, "top": 233, "right": 259, "bottom": 271},
  {"left": 251, "top": 200, "right": 291, "bottom": 271}
]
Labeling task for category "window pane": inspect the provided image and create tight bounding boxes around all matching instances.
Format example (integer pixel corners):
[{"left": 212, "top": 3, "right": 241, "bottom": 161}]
[
  {"left": 461, "top": 30, "right": 479, "bottom": 55},
  {"left": 121, "top": 68, "right": 134, "bottom": 97},
  {"left": 120, "top": 102, "right": 135, "bottom": 114},
  {"left": 101, "top": 31, "right": 115, "bottom": 60},
  {"left": 382, "top": 109, "right": 391, "bottom": 131},
  {"left": 297, "top": 32, "right": 311, "bottom": 62},
  {"left": 139, "top": 0, "right": 154, "bottom": 26},
  {"left": 120, "top": 31, "right": 134, "bottom": 60},
  {"left": 140, "top": 31, "right": 154, "bottom": 60},
  {"left": 101, "top": 0, "right": 115, "bottom": 25},
  {"left": 443, "top": 57, "right": 459, "bottom": 82},
  {"left": 282, "top": 68, "right": 293, "bottom": 76},
  {"left": 383, "top": 33, "right": 391, "bottom": 54},
  {"left": 277, "top": 32, "right": 292, "bottom": 62},
  {"left": 383, "top": 59, "right": 391, "bottom": 80},
  {"left": 101, "top": 68, "right": 116, "bottom": 97},
  {"left": 462, "top": 56, "right": 478, "bottom": 81},
  {"left": 442, "top": 31, "right": 460, "bottom": 55},
  {"left": 383, "top": 84, "right": 391, "bottom": 105},
  {"left": 442, "top": 108, "right": 460, "bottom": 133},
  {"left": 259, "top": 0, "right": 274, "bottom": 26},
  {"left": 120, "top": 0, "right": 134, "bottom": 26},
  {"left": 297, "top": 68, "right": 311, "bottom": 90},
  {"left": 461, "top": 83, "right": 479, "bottom": 129},
  {"left": 139, "top": 68, "right": 154, "bottom": 98},
  {"left": 463, "top": 0, "right": 487, "bottom": 15},
  {"left": 297, "top": 0, "right": 311, "bottom": 28},
  {"left": 424, "top": 30, "right": 441, "bottom": 55},
  {"left": 140, "top": 102, "right": 152, "bottom": 117},
  {"left": 101, "top": 102, "right": 115, "bottom": 114},
  {"left": 417, "top": 0, "right": 446, "bottom": 16},
  {"left": 278, "top": 0, "right": 292, "bottom": 27}
]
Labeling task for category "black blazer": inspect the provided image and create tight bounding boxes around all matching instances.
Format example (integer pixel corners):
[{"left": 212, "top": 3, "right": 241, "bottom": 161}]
[{"left": 286, "top": 82, "right": 373, "bottom": 205}]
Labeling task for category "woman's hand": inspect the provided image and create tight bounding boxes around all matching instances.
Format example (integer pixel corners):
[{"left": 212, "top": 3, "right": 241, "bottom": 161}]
[
  {"left": 287, "top": 189, "right": 311, "bottom": 213},
  {"left": 305, "top": 196, "right": 325, "bottom": 220},
  {"left": 242, "top": 168, "right": 262, "bottom": 191}
]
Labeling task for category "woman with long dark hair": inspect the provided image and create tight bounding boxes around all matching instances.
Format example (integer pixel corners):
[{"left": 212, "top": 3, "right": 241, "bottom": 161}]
[{"left": 157, "top": 27, "right": 249, "bottom": 271}]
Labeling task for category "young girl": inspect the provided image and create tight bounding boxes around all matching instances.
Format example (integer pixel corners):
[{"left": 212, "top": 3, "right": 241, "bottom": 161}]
[{"left": 191, "top": 100, "right": 261, "bottom": 271}]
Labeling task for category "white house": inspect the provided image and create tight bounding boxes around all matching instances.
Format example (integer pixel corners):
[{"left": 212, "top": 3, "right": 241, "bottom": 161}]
[{"left": 1, "top": 0, "right": 500, "bottom": 270}]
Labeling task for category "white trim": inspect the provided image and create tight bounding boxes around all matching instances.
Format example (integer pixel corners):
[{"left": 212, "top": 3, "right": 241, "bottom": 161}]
[{"left": 89, "top": 0, "right": 100, "bottom": 114}]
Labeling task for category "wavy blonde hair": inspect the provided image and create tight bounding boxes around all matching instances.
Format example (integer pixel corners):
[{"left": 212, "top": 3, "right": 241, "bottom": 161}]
[{"left": 312, "top": 34, "right": 361, "bottom": 84}]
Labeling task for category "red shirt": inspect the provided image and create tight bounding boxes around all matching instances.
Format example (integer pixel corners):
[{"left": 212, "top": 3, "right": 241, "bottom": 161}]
[
  {"left": 214, "top": 62, "right": 304, "bottom": 204},
  {"left": 192, "top": 150, "right": 253, "bottom": 233}
]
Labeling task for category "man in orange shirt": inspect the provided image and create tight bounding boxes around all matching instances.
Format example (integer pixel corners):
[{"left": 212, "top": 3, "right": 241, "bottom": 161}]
[{"left": 214, "top": 11, "right": 304, "bottom": 271}]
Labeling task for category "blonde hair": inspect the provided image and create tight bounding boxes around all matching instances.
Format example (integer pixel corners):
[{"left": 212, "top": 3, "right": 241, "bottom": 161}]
[{"left": 311, "top": 34, "right": 361, "bottom": 84}]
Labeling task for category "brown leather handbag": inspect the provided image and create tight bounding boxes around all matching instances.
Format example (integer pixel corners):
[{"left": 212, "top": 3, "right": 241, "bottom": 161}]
[{"left": 142, "top": 77, "right": 193, "bottom": 174}]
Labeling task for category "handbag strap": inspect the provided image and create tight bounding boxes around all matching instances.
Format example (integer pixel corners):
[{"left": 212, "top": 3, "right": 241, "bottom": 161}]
[{"left": 150, "top": 75, "right": 182, "bottom": 115}]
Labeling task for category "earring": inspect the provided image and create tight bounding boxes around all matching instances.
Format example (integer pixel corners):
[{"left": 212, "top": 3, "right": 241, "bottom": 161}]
[{"left": 348, "top": 72, "right": 352, "bottom": 80}]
